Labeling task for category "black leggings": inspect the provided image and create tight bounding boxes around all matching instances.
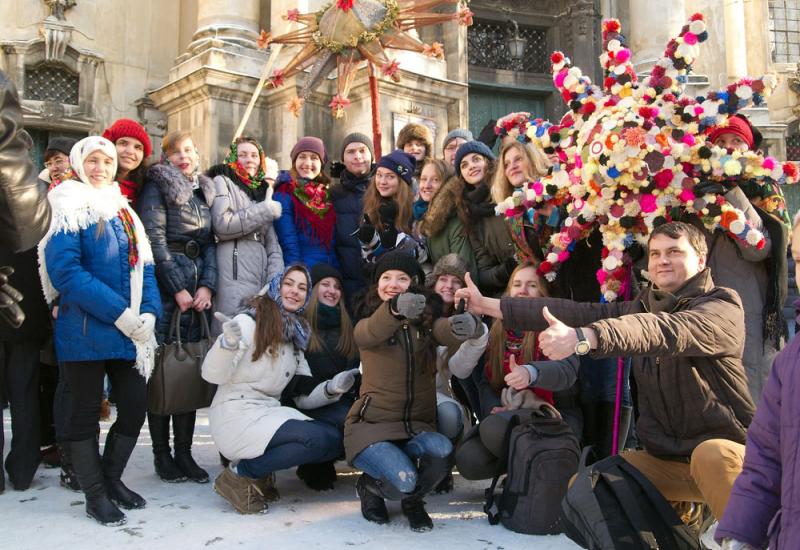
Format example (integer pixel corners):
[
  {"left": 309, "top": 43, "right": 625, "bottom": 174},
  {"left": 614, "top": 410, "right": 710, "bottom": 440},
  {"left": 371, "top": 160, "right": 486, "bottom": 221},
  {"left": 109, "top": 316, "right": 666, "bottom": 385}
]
[{"left": 59, "top": 359, "right": 146, "bottom": 441}]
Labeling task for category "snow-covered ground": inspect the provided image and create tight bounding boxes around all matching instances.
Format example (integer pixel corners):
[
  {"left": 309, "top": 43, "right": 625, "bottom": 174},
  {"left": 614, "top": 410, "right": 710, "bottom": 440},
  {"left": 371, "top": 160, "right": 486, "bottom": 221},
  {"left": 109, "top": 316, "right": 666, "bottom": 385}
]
[{"left": 2, "top": 408, "right": 580, "bottom": 550}]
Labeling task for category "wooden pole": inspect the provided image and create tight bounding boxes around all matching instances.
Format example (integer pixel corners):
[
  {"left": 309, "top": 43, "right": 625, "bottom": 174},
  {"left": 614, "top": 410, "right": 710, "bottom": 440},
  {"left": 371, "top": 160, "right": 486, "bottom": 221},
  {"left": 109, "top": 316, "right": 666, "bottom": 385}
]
[
  {"left": 234, "top": 43, "right": 284, "bottom": 141},
  {"left": 368, "top": 62, "right": 382, "bottom": 159}
]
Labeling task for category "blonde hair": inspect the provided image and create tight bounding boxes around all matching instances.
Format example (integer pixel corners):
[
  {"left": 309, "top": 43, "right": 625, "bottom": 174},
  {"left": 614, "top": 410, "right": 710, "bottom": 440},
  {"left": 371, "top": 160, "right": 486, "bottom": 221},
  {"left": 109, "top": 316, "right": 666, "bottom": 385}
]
[
  {"left": 491, "top": 141, "right": 550, "bottom": 204},
  {"left": 486, "top": 261, "right": 549, "bottom": 393},
  {"left": 161, "top": 130, "right": 194, "bottom": 155},
  {"left": 304, "top": 283, "right": 357, "bottom": 359}
]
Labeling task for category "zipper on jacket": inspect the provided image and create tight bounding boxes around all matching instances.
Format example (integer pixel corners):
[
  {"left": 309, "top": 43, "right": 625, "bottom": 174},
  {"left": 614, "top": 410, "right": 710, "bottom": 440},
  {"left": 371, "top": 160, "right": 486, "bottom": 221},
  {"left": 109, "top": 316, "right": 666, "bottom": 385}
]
[
  {"left": 232, "top": 239, "right": 239, "bottom": 280},
  {"left": 653, "top": 357, "right": 674, "bottom": 436},
  {"left": 401, "top": 322, "right": 416, "bottom": 437},
  {"left": 82, "top": 313, "right": 88, "bottom": 337},
  {"left": 358, "top": 394, "right": 372, "bottom": 421}
]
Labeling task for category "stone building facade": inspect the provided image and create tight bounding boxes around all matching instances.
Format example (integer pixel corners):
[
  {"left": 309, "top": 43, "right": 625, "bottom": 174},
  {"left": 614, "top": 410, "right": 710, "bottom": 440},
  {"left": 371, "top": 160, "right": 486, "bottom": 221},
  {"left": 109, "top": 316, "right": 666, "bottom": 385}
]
[{"left": 1, "top": 0, "right": 799, "bottom": 169}]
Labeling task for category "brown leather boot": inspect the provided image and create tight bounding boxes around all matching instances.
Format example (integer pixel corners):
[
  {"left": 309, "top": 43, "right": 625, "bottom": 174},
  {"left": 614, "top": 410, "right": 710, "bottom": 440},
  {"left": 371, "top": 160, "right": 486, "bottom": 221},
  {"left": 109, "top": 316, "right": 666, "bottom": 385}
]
[{"left": 213, "top": 468, "right": 268, "bottom": 514}]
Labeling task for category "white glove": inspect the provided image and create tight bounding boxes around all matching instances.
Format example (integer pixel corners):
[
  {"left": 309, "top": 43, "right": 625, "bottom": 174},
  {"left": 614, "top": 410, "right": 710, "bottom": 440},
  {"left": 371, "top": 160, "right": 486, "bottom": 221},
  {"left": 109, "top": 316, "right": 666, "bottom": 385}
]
[
  {"left": 325, "top": 368, "right": 360, "bottom": 395},
  {"left": 130, "top": 313, "right": 156, "bottom": 342},
  {"left": 214, "top": 312, "right": 242, "bottom": 350},
  {"left": 114, "top": 308, "right": 143, "bottom": 338},
  {"left": 721, "top": 539, "right": 756, "bottom": 550}
]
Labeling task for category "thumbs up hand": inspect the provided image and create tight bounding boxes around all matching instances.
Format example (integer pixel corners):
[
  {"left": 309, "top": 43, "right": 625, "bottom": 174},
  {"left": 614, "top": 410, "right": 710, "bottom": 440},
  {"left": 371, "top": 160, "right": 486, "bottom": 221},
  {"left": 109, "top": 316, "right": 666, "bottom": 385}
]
[
  {"left": 215, "top": 312, "right": 243, "bottom": 350},
  {"left": 538, "top": 306, "right": 577, "bottom": 360},
  {"left": 504, "top": 354, "right": 532, "bottom": 390},
  {"left": 453, "top": 272, "right": 485, "bottom": 315}
]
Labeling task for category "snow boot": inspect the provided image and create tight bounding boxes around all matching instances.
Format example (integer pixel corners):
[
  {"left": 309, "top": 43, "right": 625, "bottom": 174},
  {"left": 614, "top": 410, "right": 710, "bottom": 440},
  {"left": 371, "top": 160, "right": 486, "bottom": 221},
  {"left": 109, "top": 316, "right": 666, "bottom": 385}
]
[
  {"left": 213, "top": 467, "right": 268, "bottom": 514},
  {"left": 401, "top": 496, "right": 433, "bottom": 532},
  {"left": 412, "top": 454, "right": 452, "bottom": 498},
  {"left": 296, "top": 460, "right": 336, "bottom": 491},
  {"left": 148, "top": 413, "right": 186, "bottom": 482},
  {"left": 433, "top": 471, "right": 454, "bottom": 494},
  {"left": 253, "top": 472, "right": 280, "bottom": 502},
  {"left": 355, "top": 474, "right": 389, "bottom": 524},
  {"left": 172, "top": 412, "right": 209, "bottom": 483},
  {"left": 102, "top": 428, "right": 146, "bottom": 510},
  {"left": 69, "top": 438, "right": 126, "bottom": 526},
  {"left": 57, "top": 441, "right": 80, "bottom": 491}
]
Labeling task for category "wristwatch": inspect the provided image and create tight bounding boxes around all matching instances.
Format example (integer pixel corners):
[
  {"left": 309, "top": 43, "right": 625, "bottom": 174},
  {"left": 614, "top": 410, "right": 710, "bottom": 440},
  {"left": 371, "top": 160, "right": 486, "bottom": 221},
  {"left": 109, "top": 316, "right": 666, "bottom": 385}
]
[{"left": 575, "top": 327, "right": 591, "bottom": 356}]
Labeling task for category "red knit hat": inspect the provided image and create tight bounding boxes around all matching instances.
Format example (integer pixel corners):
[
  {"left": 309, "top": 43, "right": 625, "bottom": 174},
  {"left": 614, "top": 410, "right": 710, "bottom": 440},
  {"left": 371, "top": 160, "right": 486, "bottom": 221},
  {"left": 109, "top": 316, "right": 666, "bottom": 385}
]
[
  {"left": 102, "top": 118, "right": 152, "bottom": 158},
  {"left": 707, "top": 115, "right": 754, "bottom": 150}
]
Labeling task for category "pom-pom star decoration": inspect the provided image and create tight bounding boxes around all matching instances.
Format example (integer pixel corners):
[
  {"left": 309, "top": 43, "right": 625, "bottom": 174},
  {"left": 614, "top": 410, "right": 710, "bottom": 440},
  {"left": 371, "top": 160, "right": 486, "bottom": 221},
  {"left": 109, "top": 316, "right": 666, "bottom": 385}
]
[
  {"left": 260, "top": 0, "right": 473, "bottom": 118},
  {"left": 495, "top": 14, "right": 796, "bottom": 302}
]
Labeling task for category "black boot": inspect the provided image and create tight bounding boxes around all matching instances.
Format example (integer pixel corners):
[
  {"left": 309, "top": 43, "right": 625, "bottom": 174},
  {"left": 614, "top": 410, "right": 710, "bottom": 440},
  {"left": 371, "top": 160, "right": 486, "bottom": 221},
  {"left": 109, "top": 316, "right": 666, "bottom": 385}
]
[
  {"left": 102, "top": 428, "right": 146, "bottom": 510},
  {"left": 57, "top": 441, "right": 80, "bottom": 492},
  {"left": 594, "top": 403, "right": 633, "bottom": 460},
  {"left": 413, "top": 454, "right": 453, "bottom": 497},
  {"left": 148, "top": 413, "right": 186, "bottom": 483},
  {"left": 401, "top": 496, "right": 433, "bottom": 532},
  {"left": 355, "top": 474, "right": 389, "bottom": 524},
  {"left": 69, "top": 438, "right": 126, "bottom": 526},
  {"left": 296, "top": 461, "right": 336, "bottom": 491},
  {"left": 172, "top": 412, "right": 209, "bottom": 483},
  {"left": 433, "top": 471, "right": 454, "bottom": 494}
]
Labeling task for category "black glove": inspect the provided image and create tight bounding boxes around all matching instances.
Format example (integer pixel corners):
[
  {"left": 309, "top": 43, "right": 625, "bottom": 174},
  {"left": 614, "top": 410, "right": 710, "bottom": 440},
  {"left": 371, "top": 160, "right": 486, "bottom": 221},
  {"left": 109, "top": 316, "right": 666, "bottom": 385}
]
[
  {"left": 477, "top": 119, "right": 498, "bottom": 149},
  {"left": 693, "top": 180, "right": 730, "bottom": 197},
  {"left": 504, "top": 256, "right": 518, "bottom": 277},
  {"left": 378, "top": 200, "right": 398, "bottom": 227},
  {"left": 390, "top": 292, "right": 426, "bottom": 320},
  {"left": 357, "top": 214, "right": 376, "bottom": 244},
  {"left": 450, "top": 312, "right": 482, "bottom": 340},
  {"left": 330, "top": 161, "right": 344, "bottom": 179},
  {"left": 0, "top": 266, "right": 24, "bottom": 329},
  {"left": 379, "top": 226, "right": 399, "bottom": 250}
]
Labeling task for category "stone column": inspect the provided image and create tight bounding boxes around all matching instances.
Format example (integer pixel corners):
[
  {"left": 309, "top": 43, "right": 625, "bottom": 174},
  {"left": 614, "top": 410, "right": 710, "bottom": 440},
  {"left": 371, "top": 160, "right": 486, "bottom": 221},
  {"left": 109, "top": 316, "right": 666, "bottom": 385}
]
[
  {"left": 189, "top": 0, "right": 260, "bottom": 50},
  {"left": 723, "top": 0, "right": 747, "bottom": 82},
  {"left": 629, "top": 0, "right": 685, "bottom": 74}
]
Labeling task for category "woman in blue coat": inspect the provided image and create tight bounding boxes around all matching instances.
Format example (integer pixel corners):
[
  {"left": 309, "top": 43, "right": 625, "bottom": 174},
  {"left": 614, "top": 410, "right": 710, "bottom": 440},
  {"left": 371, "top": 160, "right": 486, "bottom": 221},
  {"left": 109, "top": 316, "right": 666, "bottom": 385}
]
[
  {"left": 273, "top": 137, "right": 338, "bottom": 269},
  {"left": 39, "top": 136, "right": 161, "bottom": 526}
]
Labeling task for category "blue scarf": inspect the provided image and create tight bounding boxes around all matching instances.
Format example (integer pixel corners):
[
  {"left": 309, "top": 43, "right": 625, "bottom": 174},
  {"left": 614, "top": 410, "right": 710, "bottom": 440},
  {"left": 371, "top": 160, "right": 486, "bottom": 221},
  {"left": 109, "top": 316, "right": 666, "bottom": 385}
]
[
  {"left": 412, "top": 198, "right": 429, "bottom": 221},
  {"left": 256, "top": 266, "right": 312, "bottom": 351}
]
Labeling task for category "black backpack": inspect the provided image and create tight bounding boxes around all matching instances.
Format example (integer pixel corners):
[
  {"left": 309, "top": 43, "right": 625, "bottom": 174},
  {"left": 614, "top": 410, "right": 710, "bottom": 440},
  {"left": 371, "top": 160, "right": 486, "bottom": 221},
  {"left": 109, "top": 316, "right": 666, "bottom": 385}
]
[
  {"left": 561, "top": 451, "right": 701, "bottom": 549},
  {"left": 484, "top": 413, "right": 580, "bottom": 534}
]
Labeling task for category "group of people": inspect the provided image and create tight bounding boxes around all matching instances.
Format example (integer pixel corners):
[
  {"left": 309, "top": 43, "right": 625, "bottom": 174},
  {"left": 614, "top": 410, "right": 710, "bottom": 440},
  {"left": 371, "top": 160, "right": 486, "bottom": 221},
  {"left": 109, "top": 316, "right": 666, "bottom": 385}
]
[{"left": 0, "top": 64, "right": 797, "bottom": 549}]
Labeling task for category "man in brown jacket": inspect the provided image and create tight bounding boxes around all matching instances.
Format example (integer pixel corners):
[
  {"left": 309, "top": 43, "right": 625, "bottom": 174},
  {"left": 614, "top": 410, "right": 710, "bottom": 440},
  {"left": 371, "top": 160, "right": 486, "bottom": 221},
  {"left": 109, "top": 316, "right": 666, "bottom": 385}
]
[{"left": 455, "top": 221, "right": 755, "bottom": 522}]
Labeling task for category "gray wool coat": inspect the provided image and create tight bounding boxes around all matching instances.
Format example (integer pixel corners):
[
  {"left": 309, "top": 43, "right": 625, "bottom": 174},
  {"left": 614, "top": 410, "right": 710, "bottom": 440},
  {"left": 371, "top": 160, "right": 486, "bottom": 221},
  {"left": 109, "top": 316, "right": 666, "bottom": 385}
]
[{"left": 209, "top": 169, "right": 284, "bottom": 336}]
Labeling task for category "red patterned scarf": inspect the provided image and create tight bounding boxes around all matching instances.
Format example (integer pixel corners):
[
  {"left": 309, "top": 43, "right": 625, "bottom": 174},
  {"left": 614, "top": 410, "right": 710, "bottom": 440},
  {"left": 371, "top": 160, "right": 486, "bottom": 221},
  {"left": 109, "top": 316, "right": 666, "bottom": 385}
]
[
  {"left": 117, "top": 208, "right": 139, "bottom": 270},
  {"left": 290, "top": 177, "right": 336, "bottom": 248}
]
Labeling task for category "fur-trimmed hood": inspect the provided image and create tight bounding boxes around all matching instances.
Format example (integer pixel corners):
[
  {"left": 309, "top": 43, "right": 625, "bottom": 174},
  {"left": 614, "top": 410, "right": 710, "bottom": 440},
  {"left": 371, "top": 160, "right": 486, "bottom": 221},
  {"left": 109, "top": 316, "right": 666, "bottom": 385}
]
[
  {"left": 146, "top": 163, "right": 215, "bottom": 207},
  {"left": 419, "top": 175, "right": 463, "bottom": 238}
]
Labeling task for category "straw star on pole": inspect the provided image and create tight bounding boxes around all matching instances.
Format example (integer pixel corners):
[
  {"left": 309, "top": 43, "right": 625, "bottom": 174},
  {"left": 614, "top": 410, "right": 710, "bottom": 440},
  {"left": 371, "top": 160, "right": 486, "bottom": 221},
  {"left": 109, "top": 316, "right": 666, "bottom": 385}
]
[{"left": 494, "top": 13, "right": 797, "bottom": 302}]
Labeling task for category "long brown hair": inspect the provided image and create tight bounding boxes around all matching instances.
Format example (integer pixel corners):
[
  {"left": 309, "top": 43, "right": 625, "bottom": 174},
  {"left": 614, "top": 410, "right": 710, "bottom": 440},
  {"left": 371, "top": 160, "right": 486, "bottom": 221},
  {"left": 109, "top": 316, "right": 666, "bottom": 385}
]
[
  {"left": 250, "top": 266, "right": 308, "bottom": 361},
  {"left": 486, "top": 261, "right": 549, "bottom": 393},
  {"left": 362, "top": 172, "right": 413, "bottom": 233},
  {"left": 454, "top": 158, "right": 496, "bottom": 236},
  {"left": 304, "top": 283, "right": 357, "bottom": 359},
  {"left": 491, "top": 141, "right": 550, "bottom": 205},
  {"left": 289, "top": 167, "right": 331, "bottom": 187}
]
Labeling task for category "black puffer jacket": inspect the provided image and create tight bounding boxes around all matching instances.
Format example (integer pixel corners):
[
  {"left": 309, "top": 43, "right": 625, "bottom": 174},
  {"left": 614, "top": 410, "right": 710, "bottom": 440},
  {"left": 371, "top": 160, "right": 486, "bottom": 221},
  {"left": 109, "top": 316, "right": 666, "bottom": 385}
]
[
  {"left": 139, "top": 163, "right": 217, "bottom": 343},
  {"left": 332, "top": 166, "right": 374, "bottom": 303},
  {"left": 306, "top": 325, "right": 360, "bottom": 396}
]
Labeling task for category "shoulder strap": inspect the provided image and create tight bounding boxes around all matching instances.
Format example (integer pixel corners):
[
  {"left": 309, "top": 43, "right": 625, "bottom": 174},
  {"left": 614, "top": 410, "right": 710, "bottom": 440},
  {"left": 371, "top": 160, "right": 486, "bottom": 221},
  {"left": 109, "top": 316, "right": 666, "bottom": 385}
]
[
  {"left": 483, "top": 414, "right": 521, "bottom": 525},
  {"left": 600, "top": 466, "right": 659, "bottom": 549}
]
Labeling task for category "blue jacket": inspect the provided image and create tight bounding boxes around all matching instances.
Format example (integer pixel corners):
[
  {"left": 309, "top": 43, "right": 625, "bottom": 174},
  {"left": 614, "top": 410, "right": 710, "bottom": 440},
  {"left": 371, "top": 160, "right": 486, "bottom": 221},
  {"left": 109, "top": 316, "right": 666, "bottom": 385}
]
[
  {"left": 273, "top": 170, "right": 339, "bottom": 269},
  {"left": 331, "top": 166, "right": 373, "bottom": 301},
  {"left": 45, "top": 216, "right": 161, "bottom": 362}
]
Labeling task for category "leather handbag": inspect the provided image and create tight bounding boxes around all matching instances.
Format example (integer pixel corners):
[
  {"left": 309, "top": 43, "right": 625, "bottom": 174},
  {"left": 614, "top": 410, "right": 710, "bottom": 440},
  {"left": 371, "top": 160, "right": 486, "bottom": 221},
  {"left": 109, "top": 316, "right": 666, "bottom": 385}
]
[{"left": 147, "top": 309, "right": 216, "bottom": 415}]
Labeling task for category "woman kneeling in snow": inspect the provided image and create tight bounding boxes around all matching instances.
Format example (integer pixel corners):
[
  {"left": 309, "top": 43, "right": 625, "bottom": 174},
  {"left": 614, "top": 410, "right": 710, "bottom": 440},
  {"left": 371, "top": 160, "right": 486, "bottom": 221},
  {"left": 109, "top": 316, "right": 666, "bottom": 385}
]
[{"left": 202, "top": 266, "right": 348, "bottom": 514}]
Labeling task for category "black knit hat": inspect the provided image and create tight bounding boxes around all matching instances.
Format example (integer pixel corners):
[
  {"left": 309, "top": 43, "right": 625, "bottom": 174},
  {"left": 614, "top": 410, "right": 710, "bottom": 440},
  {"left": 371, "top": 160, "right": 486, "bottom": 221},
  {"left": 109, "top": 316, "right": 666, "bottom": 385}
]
[
  {"left": 45, "top": 136, "right": 77, "bottom": 157},
  {"left": 373, "top": 250, "right": 425, "bottom": 285},
  {"left": 310, "top": 263, "right": 343, "bottom": 286},
  {"left": 340, "top": 132, "right": 374, "bottom": 161}
]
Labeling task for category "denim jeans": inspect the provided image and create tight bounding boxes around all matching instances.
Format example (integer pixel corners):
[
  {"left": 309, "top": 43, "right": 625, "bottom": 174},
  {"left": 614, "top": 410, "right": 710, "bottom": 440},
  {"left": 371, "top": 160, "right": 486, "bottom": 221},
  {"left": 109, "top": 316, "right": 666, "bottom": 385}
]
[
  {"left": 301, "top": 397, "right": 354, "bottom": 431},
  {"left": 237, "top": 419, "right": 343, "bottom": 479},
  {"left": 352, "top": 431, "right": 453, "bottom": 493},
  {"left": 579, "top": 355, "right": 632, "bottom": 406},
  {"left": 436, "top": 395, "right": 464, "bottom": 441}
]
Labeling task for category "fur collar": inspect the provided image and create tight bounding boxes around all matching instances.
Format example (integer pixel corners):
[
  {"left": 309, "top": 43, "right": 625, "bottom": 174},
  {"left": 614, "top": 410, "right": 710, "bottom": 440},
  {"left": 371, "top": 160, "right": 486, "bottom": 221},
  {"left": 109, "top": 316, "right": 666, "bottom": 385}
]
[
  {"left": 146, "top": 163, "right": 215, "bottom": 207},
  {"left": 420, "top": 176, "right": 463, "bottom": 237}
]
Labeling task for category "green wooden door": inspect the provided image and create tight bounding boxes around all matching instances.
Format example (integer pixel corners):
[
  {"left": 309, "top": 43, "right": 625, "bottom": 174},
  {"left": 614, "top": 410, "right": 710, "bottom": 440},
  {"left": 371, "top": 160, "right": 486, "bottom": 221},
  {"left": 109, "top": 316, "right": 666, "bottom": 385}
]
[{"left": 468, "top": 84, "right": 546, "bottom": 152}]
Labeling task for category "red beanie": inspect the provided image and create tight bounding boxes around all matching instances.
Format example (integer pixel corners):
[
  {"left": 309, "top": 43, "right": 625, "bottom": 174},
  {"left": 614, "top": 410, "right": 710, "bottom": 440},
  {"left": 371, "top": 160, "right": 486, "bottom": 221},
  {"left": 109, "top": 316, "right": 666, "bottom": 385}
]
[
  {"left": 102, "top": 118, "right": 152, "bottom": 158},
  {"left": 707, "top": 115, "right": 754, "bottom": 150}
]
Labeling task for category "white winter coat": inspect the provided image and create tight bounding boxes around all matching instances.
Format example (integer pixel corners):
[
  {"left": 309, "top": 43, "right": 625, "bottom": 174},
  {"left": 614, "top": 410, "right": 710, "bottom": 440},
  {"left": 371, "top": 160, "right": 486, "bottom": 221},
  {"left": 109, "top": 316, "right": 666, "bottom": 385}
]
[{"left": 201, "top": 314, "right": 338, "bottom": 460}]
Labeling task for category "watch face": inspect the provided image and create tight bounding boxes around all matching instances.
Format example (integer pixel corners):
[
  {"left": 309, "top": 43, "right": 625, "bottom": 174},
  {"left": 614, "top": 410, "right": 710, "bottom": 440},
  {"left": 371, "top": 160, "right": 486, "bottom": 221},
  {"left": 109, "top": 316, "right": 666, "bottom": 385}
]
[{"left": 576, "top": 341, "right": 591, "bottom": 355}]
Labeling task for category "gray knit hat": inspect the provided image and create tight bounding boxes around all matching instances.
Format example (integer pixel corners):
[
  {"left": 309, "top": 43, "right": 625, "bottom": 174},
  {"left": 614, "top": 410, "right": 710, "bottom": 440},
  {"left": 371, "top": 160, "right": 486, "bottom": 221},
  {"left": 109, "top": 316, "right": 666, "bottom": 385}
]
[
  {"left": 443, "top": 128, "right": 474, "bottom": 151},
  {"left": 340, "top": 132, "right": 374, "bottom": 161}
]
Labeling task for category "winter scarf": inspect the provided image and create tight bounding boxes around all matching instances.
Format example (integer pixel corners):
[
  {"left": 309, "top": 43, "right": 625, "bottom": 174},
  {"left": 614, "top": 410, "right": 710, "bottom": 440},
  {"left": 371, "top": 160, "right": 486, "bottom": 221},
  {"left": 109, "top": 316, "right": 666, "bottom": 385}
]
[
  {"left": 288, "top": 175, "right": 336, "bottom": 248},
  {"left": 252, "top": 266, "right": 312, "bottom": 351},
  {"left": 486, "top": 330, "right": 554, "bottom": 405},
  {"left": 412, "top": 198, "right": 429, "bottom": 221},
  {"left": 462, "top": 181, "right": 495, "bottom": 224},
  {"left": 38, "top": 136, "right": 156, "bottom": 379},
  {"left": 316, "top": 303, "right": 341, "bottom": 330},
  {"left": 224, "top": 140, "right": 267, "bottom": 191}
]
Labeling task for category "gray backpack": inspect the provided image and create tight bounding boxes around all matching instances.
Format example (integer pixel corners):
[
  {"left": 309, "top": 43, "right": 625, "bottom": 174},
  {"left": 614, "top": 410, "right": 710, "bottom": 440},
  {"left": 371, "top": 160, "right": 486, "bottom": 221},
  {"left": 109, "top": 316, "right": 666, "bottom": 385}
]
[{"left": 484, "top": 414, "right": 580, "bottom": 534}]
